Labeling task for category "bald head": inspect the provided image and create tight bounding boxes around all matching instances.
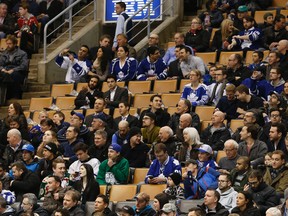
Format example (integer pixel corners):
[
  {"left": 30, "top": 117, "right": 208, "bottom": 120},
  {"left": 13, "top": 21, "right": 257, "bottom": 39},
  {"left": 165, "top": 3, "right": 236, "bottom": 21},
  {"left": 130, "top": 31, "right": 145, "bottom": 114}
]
[
  {"left": 159, "top": 126, "right": 173, "bottom": 142},
  {"left": 211, "top": 111, "right": 225, "bottom": 125},
  {"left": 179, "top": 113, "right": 192, "bottom": 129},
  {"left": 148, "top": 33, "right": 159, "bottom": 46},
  {"left": 118, "top": 120, "right": 129, "bottom": 128},
  {"left": 277, "top": 40, "right": 288, "bottom": 53}
]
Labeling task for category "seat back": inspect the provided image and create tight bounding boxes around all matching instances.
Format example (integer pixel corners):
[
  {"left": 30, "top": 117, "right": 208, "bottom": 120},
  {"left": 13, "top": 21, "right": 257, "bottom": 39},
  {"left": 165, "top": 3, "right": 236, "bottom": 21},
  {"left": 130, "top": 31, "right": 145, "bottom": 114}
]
[
  {"left": 29, "top": 97, "right": 53, "bottom": 111},
  {"left": 254, "top": 10, "right": 276, "bottom": 24},
  {"left": 76, "top": 82, "right": 88, "bottom": 92},
  {"left": 128, "top": 81, "right": 151, "bottom": 94},
  {"left": 216, "top": 150, "right": 227, "bottom": 164},
  {"left": 179, "top": 200, "right": 203, "bottom": 214},
  {"left": 195, "top": 106, "right": 215, "bottom": 121},
  {"left": 272, "top": 0, "right": 286, "bottom": 7},
  {"left": 139, "top": 184, "right": 167, "bottom": 200},
  {"left": 153, "top": 80, "right": 177, "bottom": 94},
  {"left": 179, "top": 79, "right": 190, "bottom": 92},
  {"left": 133, "top": 94, "right": 154, "bottom": 108},
  {"left": 55, "top": 96, "right": 76, "bottom": 110},
  {"left": 196, "top": 52, "right": 217, "bottom": 65},
  {"left": 229, "top": 119, "right": 244, "bottom": 133},
  {"left": 51, "top": 84, "right": 74, "bottom": 98},
  {"left": 109, "top": 185, "right": 137, "bottom": 202},
  {"left": 102, "top": 81, "right": 125, "bottom": 92},
  {"left": 219, "top": 51, "right": 243, "bottom": 66},
  {"left": 132, "top": 168, "right": 149, "bottom": 184},
  {"left": 161, "top": 93, "right": 181, "bottom": 107}
]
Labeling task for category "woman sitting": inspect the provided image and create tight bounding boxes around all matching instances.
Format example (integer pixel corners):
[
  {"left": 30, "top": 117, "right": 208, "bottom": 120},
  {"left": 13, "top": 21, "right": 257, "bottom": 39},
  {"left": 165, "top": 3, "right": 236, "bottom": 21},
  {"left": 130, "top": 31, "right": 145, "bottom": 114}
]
[
  {"left": 89, "top": 46, "right": 110, "bottom": 82},
  {"left": 231, "top": 191, "right": 261, "bottom": 216}
]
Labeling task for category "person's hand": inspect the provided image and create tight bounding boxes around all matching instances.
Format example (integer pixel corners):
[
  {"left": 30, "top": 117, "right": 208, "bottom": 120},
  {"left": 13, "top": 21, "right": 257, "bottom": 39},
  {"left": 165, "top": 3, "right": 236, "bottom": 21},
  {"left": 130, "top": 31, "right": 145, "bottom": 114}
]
[
  {"left": 147, "top": 76, "right": 157, "bottom": 81},
  {"left": 149, "top": 177, "right": 166, "bottom": 184},
  {"left": 218, "top": 169, "right": 230, "bottom": 174},
  {"left": 269, "top": 42, "right": 278, "bottom": 51},
  {"left": 107, "top": 159, "right": 115, "bottom": 167},
  {"left": 112, "top": 47, "right": 116, "bottom": 52},
  {"left": 236, "top": 107, "right": 245, "bottom": 114},
  {"left": 227, "top": 44, "right": 233, "bottom": 50},
  {"left": 68, "top": 54, "right": 74, "bottom": 62},
  {"left": 62, "top": 48, "right": 69, "bottom": 56},
  {"left": 243, "top": 184, "right": 249, "bottom": 191},
  {"left": 54, "top": 193, "right": 59, "bottom": 200}
]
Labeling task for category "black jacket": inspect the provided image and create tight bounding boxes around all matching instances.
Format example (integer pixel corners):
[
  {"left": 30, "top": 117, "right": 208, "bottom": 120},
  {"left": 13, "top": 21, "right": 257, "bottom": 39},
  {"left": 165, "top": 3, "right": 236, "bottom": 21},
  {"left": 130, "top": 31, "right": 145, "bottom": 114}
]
[
  {"left": 122, "top": 142, "right": 150, "bottom": 168},
  {"left": 262, "top": 26, "right": 288, "bottom": 50},
  {"left": 248, "top": 182, "right": 280, "bottom": 215},
  {"left": 184, "top": 29, "right": 210, "bottom": 52},
  {"left": 10, "top": 170, "right": 41, "bottom": 202},
  {"left": 139, "top": 108, "right": 170, "bottom": 128},
  {"left": 103, "top": 86, "right": 129, "bottom": 109},
  {"left": 88, "top": 143, "right": 109, "bottom": 162},
  {"left": 113, "top": 114, "right": 139, "bottom": 130},
  {"left": 200, "top": 124, "right": 231, "bottom": 151},
  {"left": 198, "top": 202, "right": 229, "bottom": 216},
  {"left": 168, "top": 112, "right": 200, "bottom": 133},
  {"left": 68, "top": 205, "right": 85, "bottom": 216},
  {"left": 227, "top": 65, "right": 251, "bottom": 87},
  {"left": 92, "top": 207, "right": 117, "bottom": 216},
  {"left": 231, "top": 206, "right": 261, "bottom": 216},
  {"left": 74, "top": 88, "right": 103, "bottom": 109}
]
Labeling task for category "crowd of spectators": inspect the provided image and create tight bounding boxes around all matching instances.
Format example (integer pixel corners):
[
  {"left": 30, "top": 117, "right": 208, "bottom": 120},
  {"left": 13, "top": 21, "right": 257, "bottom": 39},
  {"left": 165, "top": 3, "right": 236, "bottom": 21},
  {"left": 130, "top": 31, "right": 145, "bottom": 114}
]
[{"left": 1, "top": 0, "right": 288, "bottom": 215}]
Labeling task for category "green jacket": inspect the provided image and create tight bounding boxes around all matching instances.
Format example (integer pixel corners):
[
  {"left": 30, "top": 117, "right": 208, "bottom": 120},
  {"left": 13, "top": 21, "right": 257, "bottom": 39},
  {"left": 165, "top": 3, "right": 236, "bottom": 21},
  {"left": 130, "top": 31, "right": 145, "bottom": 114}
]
[{"left": 96, "top": 157, "right": 129, "bottom": 185}]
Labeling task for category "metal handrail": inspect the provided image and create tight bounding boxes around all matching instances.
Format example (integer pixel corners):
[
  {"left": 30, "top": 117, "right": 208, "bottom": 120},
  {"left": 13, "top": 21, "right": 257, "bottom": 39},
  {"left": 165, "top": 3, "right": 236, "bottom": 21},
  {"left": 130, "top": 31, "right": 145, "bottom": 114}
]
[
  {"left": 43, "top": 0, "right": 97, "bottom": 60},
  {"left": 124, "top": 0, "right": 175, "bottom": 44}
]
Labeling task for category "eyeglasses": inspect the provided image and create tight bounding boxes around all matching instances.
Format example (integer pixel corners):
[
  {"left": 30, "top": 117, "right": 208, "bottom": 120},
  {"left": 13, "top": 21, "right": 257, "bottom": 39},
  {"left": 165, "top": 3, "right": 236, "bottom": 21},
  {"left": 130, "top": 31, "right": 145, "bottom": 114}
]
[
  {"left": 271, "top": 114, "right": 280, "bottom": 118},
  {"left": 224, "top": 148, "right": 235, "bottom": 152}
]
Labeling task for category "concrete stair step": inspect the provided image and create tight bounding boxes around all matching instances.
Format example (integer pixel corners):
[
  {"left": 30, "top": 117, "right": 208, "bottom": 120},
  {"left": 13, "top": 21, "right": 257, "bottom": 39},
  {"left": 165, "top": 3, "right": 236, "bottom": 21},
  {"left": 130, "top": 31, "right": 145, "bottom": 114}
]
[
  {"left": 26, "top": 83, "right": 51, "bottom": 92},
  {"left": 22, "top": 91, "right": 51, "bottom": 99},
  {"left": 177, "top": 26, "right": 190, "bottom": 33}
]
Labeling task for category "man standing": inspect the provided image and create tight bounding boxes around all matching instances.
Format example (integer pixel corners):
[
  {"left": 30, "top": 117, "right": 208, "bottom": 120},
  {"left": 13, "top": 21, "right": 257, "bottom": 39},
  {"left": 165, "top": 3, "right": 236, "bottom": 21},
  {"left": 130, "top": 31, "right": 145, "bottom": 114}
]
[
  {"left": 112, "top": 2, "right": 132, "bottom": 51},
  {"left": 55, "top": 45, "right": 91, "bottom": 83},
  {"left": 74, "top": 75, "right": 103, "bottom": 109},
  {"left": 103, "top": 74, "right": 129, "bottom": 109},
  {"left": 96, "top": 143, "right": 129, "bottom": 185},
  {"left": 0, "top": 35, "right": 28, "bottom": 99},
  {"left": 216, "top": 174, "right": 238, "bottom": 212},
  {"left": 198, "top": 189, "right": 229, "bottom": 216}
]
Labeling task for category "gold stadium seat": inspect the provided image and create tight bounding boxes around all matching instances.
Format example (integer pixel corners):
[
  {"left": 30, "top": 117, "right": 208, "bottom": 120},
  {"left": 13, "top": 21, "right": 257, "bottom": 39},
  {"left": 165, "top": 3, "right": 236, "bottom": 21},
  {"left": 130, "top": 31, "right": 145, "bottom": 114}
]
[
  {"left": 167, "top": 106, "right": 178, "bottom": 115},
  {"left": 254, "top": 10, "right": 276, "bottom": 24},
  {"left": 196, "top": 52, "right": 217, "bottom": 65},
  {"left": 153, "top": 80, "right": 177, "bottom": 94},
  {"left": 230, "top": 119, "right": 244, "bottom": 133},
  {"left": 133, "top": 94, "right": 154, "bottom": 108},
  {"left": 139, "top": 184, "right": 167, "bottom": 200},
  {"left": 179, "top": 79, "right": 190, "bottom": 92},
  {"left": 51, "top": 84, "right": 74, "bottom": 98},
  {"left": 272, "top": 0, "right": 286, "bottom": 7},
  {"left": 216, "top": 150, "right": 227, "bottom": 164},
  {"left": 109, "top": 185, "right": 137, "bottom": 202},
  {"left": 195, "top": 106, "right": 215, "bottom": 121},
  {"left": 161, "top": 93, "right": 181, "bottom": 107},
  {"left": 132, "top": 168, "right": 149, "bottom": 184},
  {"left": 102, "top": 81, "right": 125, "bottom": 92},
  {"left": 29, "top": 97, "right": 53, "bottom": 111},
  {"left": 55, "top": 96, "right": 76, "bottom": 110},
  {"left": 76, "top": 82, "right": 88, "bottom": 92},
  {"left": 128, "top": 81, "right": 151, "bottom": 95},
  {"left": 219, "top": 51, "right": 243, "bottom": 66}
]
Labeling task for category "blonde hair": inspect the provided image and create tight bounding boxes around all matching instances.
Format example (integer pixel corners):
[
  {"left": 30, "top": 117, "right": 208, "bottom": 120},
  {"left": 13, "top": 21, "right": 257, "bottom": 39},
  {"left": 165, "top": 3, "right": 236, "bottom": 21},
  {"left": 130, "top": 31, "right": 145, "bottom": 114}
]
[{"left": 220, "top": 19, "right": 235, "bottom": 42}]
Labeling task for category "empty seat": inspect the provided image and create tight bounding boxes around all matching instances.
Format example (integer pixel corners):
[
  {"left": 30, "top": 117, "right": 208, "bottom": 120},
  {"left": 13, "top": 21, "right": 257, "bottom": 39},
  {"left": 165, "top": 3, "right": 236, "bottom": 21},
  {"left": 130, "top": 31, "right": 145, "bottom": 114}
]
[
  {"left": 280, "top": 9, "right": 288, "bottom": 18},
  {"left": 132, "top": 168, "right": 149, "bottom": 184},
  {"left": 139, "top": 184, "right": 167, "bottom": 200},
  {"left": 196, "top": 52, "right": 217, "bottom": 65},
  {"left": 133, "top": 94, "right": 154, "bottom": 108},
  {"left": 99, "top": 185, "right": 107, "bottom": 195},
  {"left": 23, "top": 111, "right": 30, "bottom": 119},
  {"left": 229, "top": 119, "right": 244, "bottom": 133},
  {"left": 76, "top": 82, "right": 88, "bottom": 92},
  {"left": 195, "top": 106, "right": 215, "bottom": 121},
  {"left": 153, "top": 80, "right": 177, "bottom": 94},
  {"left": 29, "top": 97, "right": 53, "bottom": 111},
  {"left": 167, "top": 106, "right": 177, "bottom": 115},
  {"left": 109, "top": 185, "right": 137, "bottom": 202},
  {"left": 161, "top": 93, "right": 181, "bottom": 107},
  {"left": 55, "top": 96, "right": 76, "bottom": 110},
  {"left": 51, "top": 84, "right": 74, "bottom": 98},
  {"left": 128, "top": 81, "right": 151, "bottom": 95},
  {"left": 179, "top": 79, "right": 190, "bottom": 92}
]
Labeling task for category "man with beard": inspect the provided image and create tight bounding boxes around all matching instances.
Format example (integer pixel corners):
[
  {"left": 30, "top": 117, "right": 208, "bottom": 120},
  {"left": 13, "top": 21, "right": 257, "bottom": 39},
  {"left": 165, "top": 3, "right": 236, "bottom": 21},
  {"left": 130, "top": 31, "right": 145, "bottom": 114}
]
[{"left": 74, "top": 75, "right": 103, "bottom": 109}]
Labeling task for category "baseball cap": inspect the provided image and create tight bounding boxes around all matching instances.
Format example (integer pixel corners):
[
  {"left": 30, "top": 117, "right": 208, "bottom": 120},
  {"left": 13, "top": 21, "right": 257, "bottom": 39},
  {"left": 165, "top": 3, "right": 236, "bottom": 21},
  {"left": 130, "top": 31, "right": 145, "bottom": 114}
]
[
  {"left": 238, "top": 5, "right": 248, "bottom": 12},
  {"left": 109, "top": 143, "right": 122, "bottom": 153},
  {"left": 71, "top": 111, "right": 84, "bottom": 121},
  {"left": 196, "top": 144, "right": 213, "bottom": 154},
  {"left": 22, "top": 144, "right": 35, "bottom": 153},
  {"left": 116, "top": 206, "right": 135, "bottom": 216},
  {"left": 161, "top": 203, "right": 177, "bottom": 213},
  {"left": 93, "top": 114, "right": 106, "bottom": 122}
]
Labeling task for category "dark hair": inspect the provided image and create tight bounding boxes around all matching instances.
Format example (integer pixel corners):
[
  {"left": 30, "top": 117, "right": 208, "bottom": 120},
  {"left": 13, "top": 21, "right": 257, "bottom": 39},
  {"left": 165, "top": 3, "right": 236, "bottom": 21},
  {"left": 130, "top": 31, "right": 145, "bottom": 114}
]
[
  {"left": 117, "top": 45, "right": 129, "bottom": 55},
  {"left": 106, "top": 74, "right": 117, "bottom": 82},
  {"left": 97, "top": 194, "right": 109, "bottom": 204},
  {"left": 253, "top": 50, "right": 264, "bottom": 60},
  {"left": 274, "top": 14, "right": 286, "bottom": 23},
  {"left": 49, "top": 175, "right": 62, "bottom": 184},
  {"left": 53, "top": 208, "right": 70, "bottom": 216},
  {"left": 53, "top": 111, "right": 65, "bottom": 120},
  {"left": 80, "top": 164, "right": 99, "bottom": 197},
  {"left": 238, "top": 191, "right": 254, "bottom": 209},
  {"left": 116, "top": 1, "right": 126, "bottom": 10},
  {"left": 96, "top": 46, "right": 110, "bottom": 73},
  {"left": 235, "top": 84, "right": 249, "bottom": 94},
  {"left": 175, "top": 44, "right": 186, "bottom": 50},
  {"left": 65, "top": 190, "right": 81, "bottom": 202},
  {"left": 99, "top": 34, "right": 111, "bottom": 42},
  {"left": 154, "top": 143, "right": 167, "bottom": 154},
  {"left": 11, "top": 161, "right": 27, "bottom": 173},
  {"left": 11, "top": 102, "right": 24, "bottom": 116},
  {"left": 19, "top": 3, "right": 29, "bottom": 11},
  {"left": 205, "top": 0, "right": 214, "bottom": 11},
  {"left": 188, "top": 207, "right": 205, "bottom": 216},
  {"left": 269, "top": 51, "right": 281, "bottom": 60},
  {"left": 269, "top": 107, "right": 282, "bottom": 117},
  {"left": 234, "top": 53, "right": 243, "bottom": 64},
  {"left": 154, "top": 193, "right": 169, "bottom": 210},
  {"left": 237, "top": 156, "right": 250, "bottom": 168},
  {"left": 89, "top": 75, "right": 101, "bottom": 90},
  {"left": 270, "top": 67, "right": 282, "bottom": 76},
  {"left": 150, "top": 94, "right": 161, "bottom": 102},
  {"left": 179, "top": 99, "right": 192, "bottom": 113},
  {"left": 243, "top": 15, "right": 255, "bottom": 23},
  {"left": 248, "top": 169, "right": 262, "bottom": 181},
  {"left": 185, "top": 159, "right": 198, "bottom": 167},
  {"left": 40, "top": 118, "right": 57, "bottom": 132},
  {"left": 147, "top": 46, "right": 160, "bottom": 56},
  {"left": 271, "top": 122, "right": 287, "bottom": 137},
  {"left": 74, "top": 142, "right": 88, "bottom": 153},
  {"left": 246, "top": 124, "right": 259, "bottom": 140},
  {"left": 69, "top": 126, "right": 80, "bottom": 136},
  {"left": 180, "top": 46, "right": 192, "bottom": 54},
  {"left": 219, "top": 173, "right": 232, "bottom": 183},
  {"left": 81, "top": 45, "right": 89, "bottom": 52},
  {"left": 263, "top": 12, "right": 273, "bottom": 20},
  {"left": 6, "top": 35, "right": 18, "bottom": 45}
]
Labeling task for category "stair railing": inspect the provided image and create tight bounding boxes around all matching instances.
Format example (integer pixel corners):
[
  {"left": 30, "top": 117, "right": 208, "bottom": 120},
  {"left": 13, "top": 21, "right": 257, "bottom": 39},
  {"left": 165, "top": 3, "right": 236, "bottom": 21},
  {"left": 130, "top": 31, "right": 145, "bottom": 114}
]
[{"left": 43, "top": 0, "right": 97, "bottom": 60}]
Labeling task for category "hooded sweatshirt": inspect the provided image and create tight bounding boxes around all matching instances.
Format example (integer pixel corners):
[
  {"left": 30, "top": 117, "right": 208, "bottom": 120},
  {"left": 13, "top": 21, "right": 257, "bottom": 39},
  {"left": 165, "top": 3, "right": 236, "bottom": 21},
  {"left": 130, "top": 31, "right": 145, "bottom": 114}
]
[{"left": 217, "top": 187, "right": 238, "bottom": 212}]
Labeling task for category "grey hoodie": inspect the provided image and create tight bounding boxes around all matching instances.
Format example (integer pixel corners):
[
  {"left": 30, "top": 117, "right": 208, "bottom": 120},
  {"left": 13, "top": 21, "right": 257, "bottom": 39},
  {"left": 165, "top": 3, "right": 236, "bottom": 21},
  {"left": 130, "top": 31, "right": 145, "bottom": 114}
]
[{"left": 217, "top": 187, "right": 238, "bottom": 212}]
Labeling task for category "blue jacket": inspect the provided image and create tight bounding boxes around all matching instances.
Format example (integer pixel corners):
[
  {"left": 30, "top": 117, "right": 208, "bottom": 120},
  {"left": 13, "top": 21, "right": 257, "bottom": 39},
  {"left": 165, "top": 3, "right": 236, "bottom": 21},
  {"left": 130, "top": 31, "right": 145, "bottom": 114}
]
[
  {"left": 110, "top": 57, "right": 138, "bottom": 81},
  {"left": 184, "top": 167, "right": 219, "bottom": 199},
  {"left": 133, "top": 204, "right": 155, "bottom": 216},
  {"left": 145, "top": 156, "right": 181, "bottom": 183},
  {"left": 235, "top": 27, "right": 263, "bottom": 50},
  {"left": 111, "top": 131, "right": 129, "bottom": 146},
  {"left": 136, "top": 57, "right": 167, "bottom": 80},
  {"left": 242, "top": 77, "right": 285, "bottom": 100}
]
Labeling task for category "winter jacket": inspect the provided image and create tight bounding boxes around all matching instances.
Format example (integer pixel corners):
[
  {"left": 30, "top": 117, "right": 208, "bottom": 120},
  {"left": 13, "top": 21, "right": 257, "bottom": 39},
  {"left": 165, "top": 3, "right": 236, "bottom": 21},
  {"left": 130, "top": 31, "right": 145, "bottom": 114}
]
[
  {"left": 184, "top": 167, "right": 219, "bottom": 199},
  {"left": 185, "top": 29, "right": 210, "bottom": 52},
  {"left": 231, "top": 206, "right": 261, "bottom": 216},
  {"left": 139, "top": 108, "right": 170, "bottom": 128},
  {"left": 230, "top": 169, "right": 251, "bottom": 192},
  {"left": 1, "top": 205, "right": 15, "bottom": 216},
  {"left": 133, "top": 204, "right": 156, "bottom": 216},
  {"left": 198, "top": 202, "right": 229, "bottom": 216},
  {"left": 91, "top": 207, "right": 117, "bottom": 216},
  {"left": 42, "top": 187, "right": 67, "bottom": 214},
  {"left": 67, "top": 205, "right": 85, "bottom": 216},
  {"left": 200, "top": 124, "right": 231, "bottom": 151},
  {"left": 169, "top": 112, "right": 200, "bottom": 133}
]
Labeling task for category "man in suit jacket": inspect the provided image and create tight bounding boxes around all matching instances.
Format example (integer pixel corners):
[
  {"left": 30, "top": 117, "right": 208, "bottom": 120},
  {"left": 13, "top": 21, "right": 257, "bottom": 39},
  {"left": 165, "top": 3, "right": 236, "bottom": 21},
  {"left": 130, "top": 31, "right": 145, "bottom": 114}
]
[
  {"left": 113, "top": 101, "right": 139, "bottom": 130},
  {"left": 103, "top": 74, "right": 129, "bottom": 109}
]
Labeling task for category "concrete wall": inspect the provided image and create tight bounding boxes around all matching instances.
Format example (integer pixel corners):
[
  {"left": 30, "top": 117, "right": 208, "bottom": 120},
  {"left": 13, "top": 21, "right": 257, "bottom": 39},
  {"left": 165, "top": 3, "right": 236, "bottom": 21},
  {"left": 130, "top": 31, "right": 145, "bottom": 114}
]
[{"left": 39, "top": 0, "right": 184, "bottom": 84}]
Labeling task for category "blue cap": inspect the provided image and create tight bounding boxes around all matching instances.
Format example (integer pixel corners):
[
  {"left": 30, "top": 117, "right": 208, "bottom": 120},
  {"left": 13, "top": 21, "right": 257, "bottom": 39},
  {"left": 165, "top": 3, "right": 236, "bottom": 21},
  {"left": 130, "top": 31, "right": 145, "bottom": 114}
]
[
  {"left": 22, "top": 144, "right": 35, "bottom": 152},
  {"left": 71, "top": 111, "right": 84, "bottom": 120},
  {"left": 109, "top": 143, "right": 122, "bottom": 153}
]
